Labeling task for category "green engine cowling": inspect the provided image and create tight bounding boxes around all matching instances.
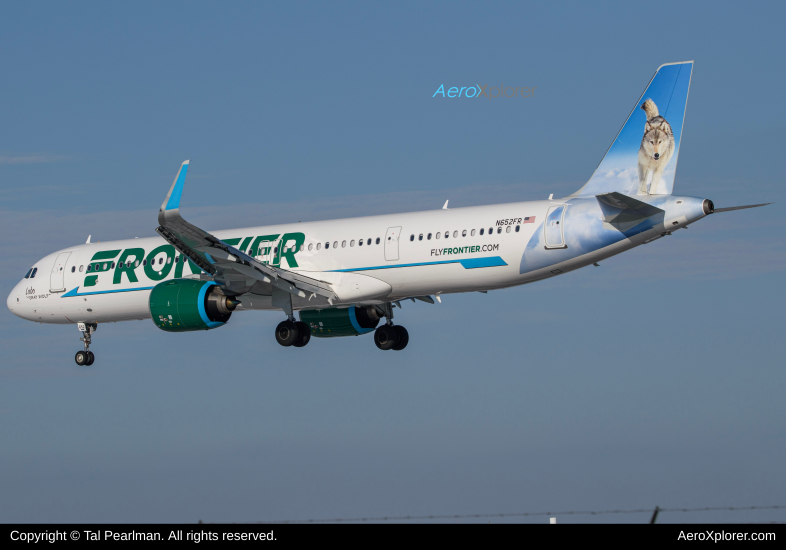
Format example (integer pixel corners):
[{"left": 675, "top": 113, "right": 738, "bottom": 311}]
[
  {"left": 299, "top": 306, "right": 381, "bottom": 338},
  {"left": 149, "top": 279, "right": 239, "bottom": 332}
]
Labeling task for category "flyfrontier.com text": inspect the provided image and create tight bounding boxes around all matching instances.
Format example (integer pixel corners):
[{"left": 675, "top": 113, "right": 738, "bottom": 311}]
[
  {"left": 431, "top": 244, "right": 500, "bottom": 256},
  {"left": 432, "top": 84, "right": 536, "bottom": 98}
]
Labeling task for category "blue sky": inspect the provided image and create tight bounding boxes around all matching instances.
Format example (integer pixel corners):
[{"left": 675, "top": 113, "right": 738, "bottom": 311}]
[{"left": 1, "top": 1, "right": 785, "bottom": 523}]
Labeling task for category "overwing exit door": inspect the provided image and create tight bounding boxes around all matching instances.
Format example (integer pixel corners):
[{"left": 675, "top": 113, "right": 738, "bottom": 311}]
[{"left": 385, "top": 226, "right": 401, "bottom": 261}]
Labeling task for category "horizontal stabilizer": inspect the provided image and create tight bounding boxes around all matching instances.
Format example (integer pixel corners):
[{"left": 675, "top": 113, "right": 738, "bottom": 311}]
[
  {"left": 596, "top": 192, "right": 664, "bottom": 232},
  {"left": 712, "top": 203, "right": 772, "bottom": 213}
]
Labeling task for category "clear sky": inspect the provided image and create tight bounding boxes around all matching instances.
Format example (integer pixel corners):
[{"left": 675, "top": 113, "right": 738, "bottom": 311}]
[{"left": 1, "top": 1, "right": 784, "bottom": 523}]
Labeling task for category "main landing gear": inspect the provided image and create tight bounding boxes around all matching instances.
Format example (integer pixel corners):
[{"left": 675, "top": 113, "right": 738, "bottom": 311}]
[
  {"left": 374, "top": 302, "right": 409, "bottom": 351},
  {"left": 75, "top": 322, "right": 96, "bottom": 365},
  {"left": 275, "top": 318, "right": 312, "bottom": 348}
]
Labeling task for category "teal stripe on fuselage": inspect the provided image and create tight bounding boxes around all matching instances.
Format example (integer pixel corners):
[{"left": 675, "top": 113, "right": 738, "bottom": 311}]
[
  {"left": 61, "top": 286, "right": 155, "bottom": 298},
  {"left": 329, "top": 256, "right": 507, "bottom": 273}
]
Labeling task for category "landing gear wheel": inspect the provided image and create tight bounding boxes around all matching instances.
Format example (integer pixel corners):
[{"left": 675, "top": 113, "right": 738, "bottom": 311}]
[
  {"left": 275, "top": 320, "right": 299, "bottom": 347},
  {"left": 86, "top": 351, "right": 95, "bottom": 365},
  {"left": 374, "top": 325, "right": 399, "bottom": 351},
  {"left": 75, "top": 351, "right": 89, "bottom": 365},
  {"left": 392, "top": 325, "right": 409, "bottom": 351},
  {"left": 292, "top": 321, "right": 311, "bottom": 348}
]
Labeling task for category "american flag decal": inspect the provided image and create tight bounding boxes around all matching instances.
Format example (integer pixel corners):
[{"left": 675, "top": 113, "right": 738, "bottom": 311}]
[{"left": 522, "top": 216, "right": 536, "bottom": 224}]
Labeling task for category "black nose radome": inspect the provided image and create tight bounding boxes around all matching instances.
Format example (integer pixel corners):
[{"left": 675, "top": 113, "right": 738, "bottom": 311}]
[
  {"left": 703, "top": 199, "right": 715, "bottom": 215},
  {"left": 654, "top": 153, "right": 660, "bottom": 159}
]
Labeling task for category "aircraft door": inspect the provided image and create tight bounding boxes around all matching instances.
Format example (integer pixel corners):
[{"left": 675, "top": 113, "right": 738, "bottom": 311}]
[
  {"left": 384, "top": 226, "right": 401, "bottom": 261},
  {"left": 50, "top": 252, "right": 71, "bottom": 292},
  {"left": 544, "top": 206, "right": 567, "bottom": 249}
]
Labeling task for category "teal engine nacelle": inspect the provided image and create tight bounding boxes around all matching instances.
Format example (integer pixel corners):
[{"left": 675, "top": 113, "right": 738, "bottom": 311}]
[
  {"left": 299, "top": 306, "right": 381, "bottom": 338},
  {"left": 149, "top": 279, "right": 240, "bottom": 332}
]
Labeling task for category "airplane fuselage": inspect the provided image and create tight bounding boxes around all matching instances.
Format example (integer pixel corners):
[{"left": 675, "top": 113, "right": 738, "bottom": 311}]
[{"left": 7, "top": 194, "right": 710, "bottom": 326}]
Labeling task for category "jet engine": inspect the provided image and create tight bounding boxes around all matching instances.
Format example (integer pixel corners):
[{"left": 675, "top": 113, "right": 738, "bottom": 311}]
[
  {"left": 299, "top": 305, "right": 381, "bottom": 338},
  {"left": 149, "top": 279, "right": 239, "bottom": 332}
]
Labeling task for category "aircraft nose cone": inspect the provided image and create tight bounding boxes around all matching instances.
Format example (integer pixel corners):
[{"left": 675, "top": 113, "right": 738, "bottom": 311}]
[{"left": 7, "top": 287, "right": 19, "bottom": 314}]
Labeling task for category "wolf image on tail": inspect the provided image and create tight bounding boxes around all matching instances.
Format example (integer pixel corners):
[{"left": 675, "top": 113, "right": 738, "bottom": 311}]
[{"left": 637, "top": 99, "right": 675, "bottom": 194}]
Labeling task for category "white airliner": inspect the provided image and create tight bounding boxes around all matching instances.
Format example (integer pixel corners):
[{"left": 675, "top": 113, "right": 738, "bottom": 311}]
[{"left": 7, "top": 62, "right": 768, "bottom": 365}]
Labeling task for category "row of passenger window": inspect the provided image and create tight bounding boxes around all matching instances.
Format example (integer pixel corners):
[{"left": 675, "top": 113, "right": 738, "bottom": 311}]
[
  {"left": 67, "top": 255, "right": 189, "bottom": 273},
  {"left": 306, "top": 237, "right": 381, "bottom": 252},
  {"left": 410, "top": 224, "right": 521, "bottom": 241}
]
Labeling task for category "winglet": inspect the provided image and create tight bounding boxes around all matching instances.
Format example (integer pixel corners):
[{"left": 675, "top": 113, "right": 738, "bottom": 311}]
[{"left": 159, "top": 160, "right": 190, "bottom": 225}]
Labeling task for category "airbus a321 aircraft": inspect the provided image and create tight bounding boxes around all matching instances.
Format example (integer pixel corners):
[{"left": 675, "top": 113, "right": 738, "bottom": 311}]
[{"left": 7, "top": 62, "right": 769, "bottom": 365}]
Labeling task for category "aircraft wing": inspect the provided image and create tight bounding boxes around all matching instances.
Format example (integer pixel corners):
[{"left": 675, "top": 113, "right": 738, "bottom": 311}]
[{"left": 155, "top": 161, "right": 335, "bottom": 300}]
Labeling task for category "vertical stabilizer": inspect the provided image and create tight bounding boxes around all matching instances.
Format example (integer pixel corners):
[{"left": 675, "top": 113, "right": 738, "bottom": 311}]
[{"left": 572, "top": 61, "right": 693, "bottom": 197}]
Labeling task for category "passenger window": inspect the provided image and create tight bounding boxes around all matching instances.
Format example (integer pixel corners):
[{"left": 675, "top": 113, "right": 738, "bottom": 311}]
[
  {"left": 167, "top": 257, "right": 172, "bottom": 264},
  {"left": 375, "top": 238, "right": 380, "bottom": 244},
  {"left": 453, "top": 231, "right": 458, "bottom": 238},
  {"left": 427, "top": 233, "right": 432, "bottom": 240},
  {"left": 334, "top": 241, "right": 338, "bottom": 248},
  {"left": 87, "top": 264, "right": 93, "bottom": 272},
  {"left": 506, "top": 226, "right": 512, "bottom": 233},
  {"left": 489, "top": 227, "right": 493, "bottom": 234},
  {"left": 317, "top": 243, "right": 322, "bottom": 250},
  {"left": 79, "top": 265, "right": 84, "bottom": 272},
  {"left": 471, "top": 229, "right": 476, "bottom": 236},
  {"left": 143, "top": 260, "right": 147, "bottom": 266},
  {"left": 308, "top": 243, "right": 313, "bottom": 251},
  {"left": 497, "top": 227, "right": 502, "bottom": 234},
  {"left": 71, "top": 266, "right": 75, "bottom": 273},
  {"left": 350, "top": 240, "right": 355, "bottom": 247},
  {"left": 358, "top": 239, "right": 363, "bottom": 246},
  {"left": 342, "top": 240, "right": 346, "bottom": 248},
  {"left": 367, "top": 238, "right": 372, "bottom": 245},
  {"left": 134, "top": 260, "right": 140, "bottom": 267},
  {"left": 462, "top": 230, "right": 467, "bottom": 237},
  {"left": 445, "top": 231, "right": 449, "bottom": 239},
  {"left": 325, "top": 242, "right": 330, "bottom": 249},
  {"left": 480, "top": 228, "right": 484, "bottom": 235},
  {"left": 111, "top": 262, "right": 115, "bottom": 268},
  {"left": 410, "top": 234, "right": 414, "bottom": 241},
  {"left": 436, "top": 232, "right": 441, "bottom": 239},
  {"left": 515, "top": 225, "right": 520, "bottom": 232},
  {"left": 300, "top": 245, "right": 304, "bottom": 252}
]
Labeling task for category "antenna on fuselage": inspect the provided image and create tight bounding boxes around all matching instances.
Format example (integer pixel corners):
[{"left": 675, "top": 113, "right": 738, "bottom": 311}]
[
  {"left": 442, "top": 200, "right": 449, "bottom": 210},
  {"left": 85, "top": 235, "right": 91, "bottom": 244}
]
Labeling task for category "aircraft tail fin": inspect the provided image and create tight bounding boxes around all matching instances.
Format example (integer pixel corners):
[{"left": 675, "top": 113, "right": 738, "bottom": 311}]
[{"left": 572, "top": 61, "right": 693, "bottom": 198}]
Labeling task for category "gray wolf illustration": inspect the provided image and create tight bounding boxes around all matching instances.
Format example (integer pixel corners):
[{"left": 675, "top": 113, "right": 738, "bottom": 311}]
[{"left": 637, "top": 99, "right": 675, "bottom": 194}]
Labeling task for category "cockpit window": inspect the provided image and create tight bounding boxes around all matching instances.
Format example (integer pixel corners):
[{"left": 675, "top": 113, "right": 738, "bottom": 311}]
[
  {"left": 30, "top": 268, "right": 37, "bottom": 278},
  {"left": 24, "top": 269, "right": 32, "bottom": 279}
]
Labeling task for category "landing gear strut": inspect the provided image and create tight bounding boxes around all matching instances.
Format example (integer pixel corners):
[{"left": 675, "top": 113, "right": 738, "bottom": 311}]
[
  {"left": 374, "top": 302, "right": 409, "bottom": 351},
  {"left": 75, "top": 322, "right": 96, "bottom": 365}
]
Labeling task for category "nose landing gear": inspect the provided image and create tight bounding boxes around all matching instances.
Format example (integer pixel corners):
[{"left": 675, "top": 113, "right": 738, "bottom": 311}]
[{"left": 75, "top": 323, "right": 96, "bottom": 365}]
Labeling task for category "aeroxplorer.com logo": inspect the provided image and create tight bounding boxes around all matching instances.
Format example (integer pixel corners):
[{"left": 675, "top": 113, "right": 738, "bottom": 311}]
[{"left": 432, "top": 84, "right": 536, "bottom": 98}]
